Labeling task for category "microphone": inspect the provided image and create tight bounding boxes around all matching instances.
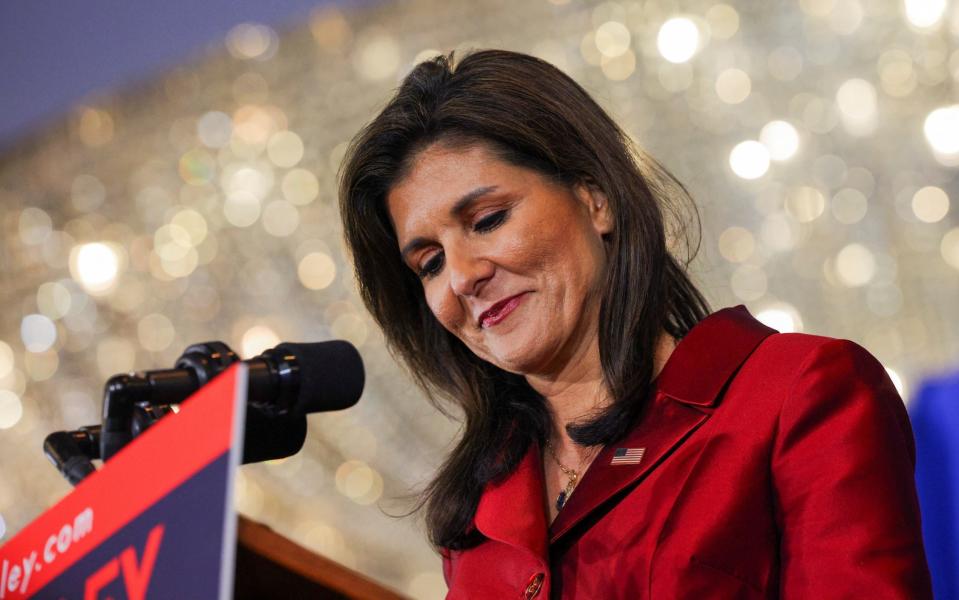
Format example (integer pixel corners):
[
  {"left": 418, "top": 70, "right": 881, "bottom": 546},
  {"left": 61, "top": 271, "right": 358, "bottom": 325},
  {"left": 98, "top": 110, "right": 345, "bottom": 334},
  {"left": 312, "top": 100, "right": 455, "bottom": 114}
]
[
  {"left": 129, "top": 401, "right": 309, "bottom": 464},
  {"left": 257, "top": 341, "right": 365, "bottom": 416},
  {"left": 128, "top": 404, "right": 306, "bottom": 464},
  {"left": 43, "top": 426, "right": 100, "bottom": 486},
  {"left": 100, "top": 340, "right": 364, "bottom": 461},
  {"left": 44, "top": 406, "right": 309, "bottom": 486}
]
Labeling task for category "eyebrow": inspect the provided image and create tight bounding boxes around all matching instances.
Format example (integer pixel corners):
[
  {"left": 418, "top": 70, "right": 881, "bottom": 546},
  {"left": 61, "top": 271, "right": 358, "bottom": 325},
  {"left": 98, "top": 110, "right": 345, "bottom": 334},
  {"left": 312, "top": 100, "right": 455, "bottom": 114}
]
[{"left": 399, "top": 185, "right": 499, "bottom": 261}]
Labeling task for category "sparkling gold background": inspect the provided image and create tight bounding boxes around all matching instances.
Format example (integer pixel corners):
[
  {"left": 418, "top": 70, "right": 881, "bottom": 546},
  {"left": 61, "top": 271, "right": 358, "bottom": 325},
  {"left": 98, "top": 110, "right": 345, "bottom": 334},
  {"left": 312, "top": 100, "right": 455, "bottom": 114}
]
[{"left": 1, "top": 0, "right": 957, "bottom": 597}]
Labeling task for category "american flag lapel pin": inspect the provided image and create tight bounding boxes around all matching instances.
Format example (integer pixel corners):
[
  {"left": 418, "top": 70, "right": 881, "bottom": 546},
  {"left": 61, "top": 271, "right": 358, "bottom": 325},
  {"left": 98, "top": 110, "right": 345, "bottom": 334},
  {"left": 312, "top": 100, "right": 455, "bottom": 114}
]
[{"left": 611, "top": 447, "right": 646, "bottom": 465}]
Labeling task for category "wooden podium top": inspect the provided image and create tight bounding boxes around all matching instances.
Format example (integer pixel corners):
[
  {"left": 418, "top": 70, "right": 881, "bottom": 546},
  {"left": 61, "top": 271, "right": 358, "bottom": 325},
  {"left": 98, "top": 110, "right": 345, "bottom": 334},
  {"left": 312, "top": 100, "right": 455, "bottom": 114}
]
[{"left": 235, "top": 515, "right": 410, "bottom": 599}]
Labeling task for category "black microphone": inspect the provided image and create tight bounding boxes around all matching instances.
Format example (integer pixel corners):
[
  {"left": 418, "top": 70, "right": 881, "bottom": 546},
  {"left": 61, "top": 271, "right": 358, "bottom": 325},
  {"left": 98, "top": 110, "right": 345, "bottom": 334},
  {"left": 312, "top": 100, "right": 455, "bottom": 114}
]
[
  {"left": 257, "top": 341, "right": 365, "bottom": 416},
  {"left": 100, "top": 340, "right": 364, "bottom": 461},
  {"left": 129, "top": 401, "right": 310, "bottom": 464},
  {"left": 44, "top": 407, "right": 309, "bottom": 486},
  {"left": 43, "top": 426, "right": 100, "bottom": 486}
]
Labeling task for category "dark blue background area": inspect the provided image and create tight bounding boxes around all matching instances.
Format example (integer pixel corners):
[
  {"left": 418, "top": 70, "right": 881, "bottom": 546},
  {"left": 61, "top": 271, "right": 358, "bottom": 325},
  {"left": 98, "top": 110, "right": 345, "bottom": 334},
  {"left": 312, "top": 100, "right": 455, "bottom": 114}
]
[
  {"left": 39, "top": 453, "right": 232, "bottom": 599},
  {"left": 912, "top": 371, "right": 959, "bottom": 600},
  {"left": 0, "top": 0, "right": 379, "bottom": 150}
]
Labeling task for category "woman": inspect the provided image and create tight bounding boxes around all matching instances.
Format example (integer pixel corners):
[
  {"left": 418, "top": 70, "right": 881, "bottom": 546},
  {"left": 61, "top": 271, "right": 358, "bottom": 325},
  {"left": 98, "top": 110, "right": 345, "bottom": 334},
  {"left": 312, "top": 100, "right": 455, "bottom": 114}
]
[{"left": 339, "top": 50, "right": 931, "bottom": 598}]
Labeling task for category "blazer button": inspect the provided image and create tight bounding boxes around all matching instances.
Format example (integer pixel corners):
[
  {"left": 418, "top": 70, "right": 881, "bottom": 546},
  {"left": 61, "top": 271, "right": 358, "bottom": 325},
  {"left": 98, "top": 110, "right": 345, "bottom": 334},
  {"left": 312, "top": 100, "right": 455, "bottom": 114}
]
[{"left": 523, "top": 573, "right": 545, "bottom": 599}]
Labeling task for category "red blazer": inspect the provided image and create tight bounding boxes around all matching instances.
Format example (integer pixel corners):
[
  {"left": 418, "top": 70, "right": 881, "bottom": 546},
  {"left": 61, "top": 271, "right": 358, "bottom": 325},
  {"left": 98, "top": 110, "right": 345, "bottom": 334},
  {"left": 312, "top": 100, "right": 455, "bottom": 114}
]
[{"left": 442, "top": 306, "right": 932, "bottom": 599}]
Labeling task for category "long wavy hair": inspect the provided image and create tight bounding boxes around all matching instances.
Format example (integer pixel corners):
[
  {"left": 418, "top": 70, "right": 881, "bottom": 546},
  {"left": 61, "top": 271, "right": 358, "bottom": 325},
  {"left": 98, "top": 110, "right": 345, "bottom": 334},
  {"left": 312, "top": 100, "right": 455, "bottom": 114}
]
[{"left": 339, "top": 49, "right": 710, "bottom": 550}]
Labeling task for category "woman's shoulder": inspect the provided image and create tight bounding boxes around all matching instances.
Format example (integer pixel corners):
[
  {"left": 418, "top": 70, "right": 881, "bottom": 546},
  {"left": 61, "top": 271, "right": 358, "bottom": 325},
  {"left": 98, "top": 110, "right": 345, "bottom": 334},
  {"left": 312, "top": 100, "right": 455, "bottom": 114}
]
[
  {"left": 688, "top": 307, "right": 902, "bottom": 428},
  {"left": 655, "top": 305, "right": 892, "bottom": 410},
  {"left": 698, "top": 305, "right": 889, "bottom": 388},
  {"left": 747, "top": 330, "right": 890, "bottom": 394}
]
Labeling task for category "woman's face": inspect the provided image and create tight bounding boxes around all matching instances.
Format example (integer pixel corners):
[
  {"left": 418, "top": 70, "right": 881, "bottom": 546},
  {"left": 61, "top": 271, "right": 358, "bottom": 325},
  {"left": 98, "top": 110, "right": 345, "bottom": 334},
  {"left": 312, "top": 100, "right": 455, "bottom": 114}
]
[{"left": 387, "top": 142, "right": 613, "bottom": 377}]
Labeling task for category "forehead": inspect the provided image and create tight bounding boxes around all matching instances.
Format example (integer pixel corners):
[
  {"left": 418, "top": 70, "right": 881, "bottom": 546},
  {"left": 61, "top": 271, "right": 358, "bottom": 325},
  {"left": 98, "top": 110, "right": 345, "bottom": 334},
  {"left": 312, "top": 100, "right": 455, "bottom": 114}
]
[{"left": 387, "top": 143, "right": 505, "bottom": 230}]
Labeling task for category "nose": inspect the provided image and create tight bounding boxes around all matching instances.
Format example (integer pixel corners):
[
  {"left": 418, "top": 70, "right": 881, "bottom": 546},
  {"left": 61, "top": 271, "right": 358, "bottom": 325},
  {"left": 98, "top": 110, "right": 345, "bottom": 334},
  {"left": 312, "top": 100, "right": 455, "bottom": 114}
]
[{"left": 446, "top": 244, "right": 494, "bottom": 297}]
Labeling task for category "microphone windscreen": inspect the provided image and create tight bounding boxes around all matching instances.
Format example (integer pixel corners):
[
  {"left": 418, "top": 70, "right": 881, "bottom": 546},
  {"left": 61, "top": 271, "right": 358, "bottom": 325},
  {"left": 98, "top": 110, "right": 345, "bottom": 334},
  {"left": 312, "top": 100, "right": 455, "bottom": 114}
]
[
  {"left": 241, "top": 406, "right": 307, "bottom": 464},
  {"left": 275, "top": 341, "right": 364, "bottom": 415}
]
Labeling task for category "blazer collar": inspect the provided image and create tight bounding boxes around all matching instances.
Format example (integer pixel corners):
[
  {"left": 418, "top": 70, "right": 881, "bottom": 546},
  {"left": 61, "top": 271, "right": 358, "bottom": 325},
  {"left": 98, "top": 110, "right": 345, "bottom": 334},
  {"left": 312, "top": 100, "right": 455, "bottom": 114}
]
[
  {"left": 474, "top": 440, "right": 550, "bottom": 564},
  {"left": 655, "top": 304, "right": 777, "bottom": 407},
  {"left": 549, "top": 305, "right": 776, "bottom": 542},
  {"left": 472, "top": 305, "right": 776, "bottom": 553}
]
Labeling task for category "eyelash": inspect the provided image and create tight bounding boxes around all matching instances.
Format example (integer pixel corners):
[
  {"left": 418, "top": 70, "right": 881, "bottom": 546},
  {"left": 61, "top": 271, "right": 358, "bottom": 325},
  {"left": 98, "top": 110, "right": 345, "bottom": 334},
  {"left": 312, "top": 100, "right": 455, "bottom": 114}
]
[{"left": 416, "top": 209, "right": 510, "bottom": 279}]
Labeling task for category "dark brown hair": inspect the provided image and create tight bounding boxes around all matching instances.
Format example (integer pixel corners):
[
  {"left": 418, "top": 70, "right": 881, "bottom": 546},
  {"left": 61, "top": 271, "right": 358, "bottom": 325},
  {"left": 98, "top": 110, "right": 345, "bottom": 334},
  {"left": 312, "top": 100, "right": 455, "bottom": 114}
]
[{"left": 338, "top": 49, "right": 709, "bottom": 550}]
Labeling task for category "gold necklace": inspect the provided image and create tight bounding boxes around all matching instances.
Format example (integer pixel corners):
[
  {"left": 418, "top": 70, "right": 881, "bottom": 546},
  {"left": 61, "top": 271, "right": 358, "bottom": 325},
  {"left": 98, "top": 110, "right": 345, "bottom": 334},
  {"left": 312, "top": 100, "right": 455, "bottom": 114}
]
[{"left": 544, "top": 439, "right": 598, "bottom": 511}]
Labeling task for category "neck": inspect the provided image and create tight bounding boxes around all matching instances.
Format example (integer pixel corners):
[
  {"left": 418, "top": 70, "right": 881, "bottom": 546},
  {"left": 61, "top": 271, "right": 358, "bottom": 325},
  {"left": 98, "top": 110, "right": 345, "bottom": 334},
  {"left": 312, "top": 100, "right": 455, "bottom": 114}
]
[
  {"left": 525, "top": 331, "right": 607, "bottom": 443},
  {"left": 528, "top": 331, "right": 677, "bottom": 449}
]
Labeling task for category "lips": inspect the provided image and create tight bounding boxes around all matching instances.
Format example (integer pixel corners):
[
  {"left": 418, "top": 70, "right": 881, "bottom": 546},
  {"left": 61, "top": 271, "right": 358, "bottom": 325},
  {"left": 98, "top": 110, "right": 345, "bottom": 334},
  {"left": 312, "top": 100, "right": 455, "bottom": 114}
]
[{"left": 478, "top": 293, "right": 527, "bottom": 328}]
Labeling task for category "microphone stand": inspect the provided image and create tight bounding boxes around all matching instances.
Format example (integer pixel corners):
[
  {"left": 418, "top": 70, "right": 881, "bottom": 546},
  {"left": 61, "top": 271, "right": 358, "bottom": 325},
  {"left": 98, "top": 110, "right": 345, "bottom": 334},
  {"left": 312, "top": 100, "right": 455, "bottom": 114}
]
[
  {"left": 99, "top": 341, "right": 239, "bottom": 461},
  {"left": 42, "top": 338, "right": 353, "bottom": 486},
  {"left": 43, "top": 425, "right": 101, "bottom": 486}
]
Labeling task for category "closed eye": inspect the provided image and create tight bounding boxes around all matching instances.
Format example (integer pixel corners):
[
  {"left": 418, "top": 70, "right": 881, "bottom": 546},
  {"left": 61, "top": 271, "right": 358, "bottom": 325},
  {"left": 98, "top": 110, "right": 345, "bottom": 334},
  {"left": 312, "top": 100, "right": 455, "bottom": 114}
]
[
  {"left": 414, "top": 209, "right": 508, "bottom": 279},
  {"left": 417, "top": 251, "right": 445, "bottom": 279},
  {"left": 474, "top": 209, "right": 508, "bottom": 233}
]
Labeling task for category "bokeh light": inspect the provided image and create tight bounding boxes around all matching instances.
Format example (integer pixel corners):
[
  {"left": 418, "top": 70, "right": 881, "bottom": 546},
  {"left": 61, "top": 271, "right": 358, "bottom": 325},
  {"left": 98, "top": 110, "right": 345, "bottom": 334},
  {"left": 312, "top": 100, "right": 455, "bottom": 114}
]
[
  {"left": 70, "top": 242, "right": 120, "bottom": 293},
  {"left": 197, "top": 111, "right": 233, "bottom": 148},
  {"left": 242, "top": 325, "right": 281, "bottom": 357},
  {"left": 924, "top": 105, "right": 959, "bottom": 156},
  {"left": 832, "top": 188, "right": 869, "bottom": 224},
  {"left": 705, "top": 4, "right": 739, "bottom": 40},
  {"left": 836, "top": 78, "right": 878, "bottom": 136},
  {"left": 718, "top": 226, "right": 755, "bottom": 263},
  {"left": 18, "top": 208, "right": 52, "bottom": 245},
  {"left": 657, "top": 17, "right": 700, "bottom": 63},
  {"left": 0, "top": 390, "right": 23, "bottom": 429},
  {"left": 282, "top": 169, "right": 320, "bottom": 205},
  {"left": 335, "top": 460, "right": 384, "bottom": 505},
  {"left": 262, "top": 200, "right": 300, "bottom": 237},
  {"left": 941, "top": 228, "right": 959, "bottom": 270},
  {"left": 0, "top": 341, "right": 14, "bottom": 379},
  {"left": 755, "top": 303, "right": 804, "bottom": 333},
  {"left": 20, "top": 314, "right": 57, "bottom": 353},
  {"left": 223, "top": 191, "right": 262, "bottom": 227},
  {"left": 353, "top": 28, "right": 400, "bottom": 80},
  {"left": 267, "top": 131, "right": 305, "bottom": 168},
  {"left": 601, "top": 50, "right": 636, "bottom": 81},
  {"left": 904, "top": 0, "right": 947, "bottom": 29},
  {"left": 760, "top": 120, "right": 800, "bottom": 161},
  {"left": 298, "top": 252, "right": 337, "bottom": 290},
  {"left": 729, "top": 141, "right": 770, "bottom": 179},
  {"left": 36, "top": 282, "right": 72, "bottom": 320},
  {"left": 594, "top": 21, "right": 631, "bottom": 58},
  {"left": 715, "top": 68, "right": 751, "bottom": 104},
  {"left": 785, "top": 187, "right": 826, "bottom": 223},
  {"left": 912, "top": 186, "right": 950, "bottom": 223},
  {"left": 226, "top": 23, "right": 278, "bottom": 60},
  {"left": 836, "top": 243, "right": 876, "bottom": 287}
]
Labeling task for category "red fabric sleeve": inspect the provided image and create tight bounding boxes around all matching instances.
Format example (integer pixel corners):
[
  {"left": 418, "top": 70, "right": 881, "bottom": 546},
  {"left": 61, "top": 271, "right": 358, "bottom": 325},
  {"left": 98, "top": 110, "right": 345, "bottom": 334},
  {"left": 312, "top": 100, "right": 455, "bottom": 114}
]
[
  {"left": 772, "top": 339, "right": 932, "bottom": 598},
  {"left": 440, "top": 547, "right": 453, "bottom": 588}
]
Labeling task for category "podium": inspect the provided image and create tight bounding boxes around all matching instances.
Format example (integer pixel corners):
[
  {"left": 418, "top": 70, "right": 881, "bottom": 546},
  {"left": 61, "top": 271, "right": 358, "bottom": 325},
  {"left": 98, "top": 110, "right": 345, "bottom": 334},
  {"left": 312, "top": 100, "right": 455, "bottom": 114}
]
[
  {"left": 0, "top": 365, "right": 409, "bottom": 599},
  {"left": 235, "top": 515, "right": 406, "bottom": 599}
]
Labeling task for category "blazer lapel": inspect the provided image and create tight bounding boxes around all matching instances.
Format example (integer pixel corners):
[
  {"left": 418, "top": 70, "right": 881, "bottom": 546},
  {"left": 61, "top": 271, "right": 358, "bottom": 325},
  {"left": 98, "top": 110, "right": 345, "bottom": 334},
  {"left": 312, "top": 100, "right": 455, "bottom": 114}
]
[
  {"left": 474, "top": 441, "right": 549, "bottom": 563},
  {"left": 549, "top": 305, "right": 776, "bottom": 543},
  {"left": 549, "top": 393, "right": 709, "bottom": 542}
]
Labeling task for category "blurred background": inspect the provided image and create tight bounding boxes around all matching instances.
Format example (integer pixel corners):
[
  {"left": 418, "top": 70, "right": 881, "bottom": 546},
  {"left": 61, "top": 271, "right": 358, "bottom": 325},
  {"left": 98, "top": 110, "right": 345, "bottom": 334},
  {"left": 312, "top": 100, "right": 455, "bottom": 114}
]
[{"left": 1, "top": 0, "right": 957, "bottom": 597}]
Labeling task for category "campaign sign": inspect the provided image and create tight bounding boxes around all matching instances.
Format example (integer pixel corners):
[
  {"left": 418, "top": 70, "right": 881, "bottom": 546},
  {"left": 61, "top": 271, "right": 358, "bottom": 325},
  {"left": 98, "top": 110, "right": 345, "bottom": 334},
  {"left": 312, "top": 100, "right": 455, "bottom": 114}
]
[{"left": 0, "top": 364, "right": 247, "bottom": 600}]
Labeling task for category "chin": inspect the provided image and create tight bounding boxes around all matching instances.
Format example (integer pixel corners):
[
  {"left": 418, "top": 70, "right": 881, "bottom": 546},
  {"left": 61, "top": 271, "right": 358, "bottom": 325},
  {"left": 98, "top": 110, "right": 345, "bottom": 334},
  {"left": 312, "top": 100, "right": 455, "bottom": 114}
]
[{"left": 482, "top": 343, "right": 548, "bottom": 376}]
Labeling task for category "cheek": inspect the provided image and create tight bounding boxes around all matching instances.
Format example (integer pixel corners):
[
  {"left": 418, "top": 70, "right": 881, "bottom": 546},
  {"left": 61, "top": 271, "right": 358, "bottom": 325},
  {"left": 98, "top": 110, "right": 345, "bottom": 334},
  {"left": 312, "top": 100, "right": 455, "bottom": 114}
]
[{"left": 424, "top": 284, "right": 464, "bottom": 332}]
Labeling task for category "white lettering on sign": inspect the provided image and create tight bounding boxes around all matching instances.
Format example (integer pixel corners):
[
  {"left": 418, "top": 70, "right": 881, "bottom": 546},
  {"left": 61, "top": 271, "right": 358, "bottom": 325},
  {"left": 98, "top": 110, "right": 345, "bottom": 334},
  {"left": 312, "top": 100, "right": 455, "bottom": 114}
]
[{"left": 0, "top": 507, "right": 94, "bottom": 598}]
